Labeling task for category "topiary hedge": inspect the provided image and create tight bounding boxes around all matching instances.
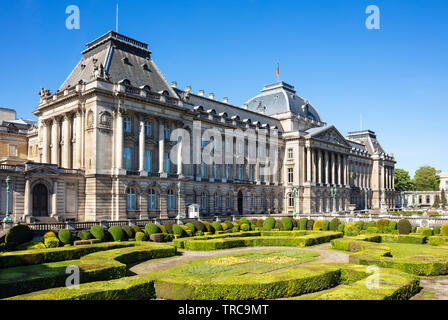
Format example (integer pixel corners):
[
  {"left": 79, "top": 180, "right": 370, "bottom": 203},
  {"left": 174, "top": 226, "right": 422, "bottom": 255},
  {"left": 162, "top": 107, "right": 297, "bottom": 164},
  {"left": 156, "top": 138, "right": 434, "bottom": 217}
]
[
  {"left": 256, "top": 219, "right": 264, "bottom": 228},
  {"left": 122, "top": 226, "right": 135, "bottom": 239},
  {"left": 224, "top": 221, "right": 234, "bottom": 229},
  {"left": 322, "top": 220, "right": 330, "bottom": 231},
  {"left": 274, "top": 219, "right": 283, "bottom": 230},
  {"left": 313, "top": 220, "right": 324, "bottom": 231},
  {"left": 211, "top": 221, "right": 223, "bottom": 232},
  {"left": 135, "top": 232, "right": 148, "bottom": 241},
  {"left": 192, "top": 221, "right": 205, "bottom": 232},
  {"left": 299, "top": 218, "right": 308, "bottom": 230},
  {"left": 441, "top": 223, "right": 448, "bottom": 237},
  {"left": 172, "top": 224, "right": 186, "bottom": 237},
  {"left": 241, "top": 224, "right": 250, "bottom": 231},
  {"left": 77, "top": 231, "right": 92, "bottom": 240},
  {"left": 108, "top": 226, "right": 124, "bottom": 242},
  {"left": 263, "top": 217, "right": 276, "bottom": 231},
  {"left": 90, "top": 226, "right": 106, "bottom": 241},
  {"left": 44, "top": 237, "right": 59, "bottom": 248},
  {"left": 306, "top": 219, "right": 315, "bottom": 231},
  {"left": 145, "top": 223, "right": 161, "bottom": 236},
  {"left": 417, "top": 227, "right": 433, "bottom": 237},
  {"left": 185, "top": 223, "right": 195, "bottom": 232},
  {"left": 241, "top": 218, "right": 250, "bottom": 225},
  {"left": 5, "top": 224, "right": 33, "bottom": 246},
  {"left": 376, "top": 219, "right": 390, "bottom": 233},
  {"left": 280, "top": 217, "right": 293, "bottom": 231},
  {"left": 202, "top": 221, "right": 213, "bottom": 233},
  {"left": 398, "top": 219, "right": 412, "bottom": 235},
  {"left": 344, "top": 223, "right": 361, "bottom": 237},
  {"left": 329, "top": 218, "right": 340, "bottom": 231},
  {"left": 58, "top": 229, "right": 72, "bottom": 245}
]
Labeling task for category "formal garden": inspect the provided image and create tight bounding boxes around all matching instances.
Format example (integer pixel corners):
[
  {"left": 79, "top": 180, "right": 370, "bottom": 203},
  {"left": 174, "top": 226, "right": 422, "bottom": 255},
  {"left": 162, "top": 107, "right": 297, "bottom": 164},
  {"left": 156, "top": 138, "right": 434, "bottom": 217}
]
[{"left": 1, "top": 216, "right": 448, "bottom": 300}]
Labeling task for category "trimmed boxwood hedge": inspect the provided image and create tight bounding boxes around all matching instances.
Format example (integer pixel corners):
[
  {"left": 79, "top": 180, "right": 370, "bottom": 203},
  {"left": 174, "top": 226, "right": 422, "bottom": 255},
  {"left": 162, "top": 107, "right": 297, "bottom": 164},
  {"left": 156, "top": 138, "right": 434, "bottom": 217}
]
[
  {"left": 211, "top": 221, "right": 223, "bottom": 231},
  {"left": 108, "top": 226, "right": 124, "bottom": 242},
  {"left": 280, "top": 217, "right": 293, "bottom": 231},
  {"left": 398, "top": 219, "right": 412, "bottom": 235},
  {"left": 77, "top": 231, "right": 92, "bottom": 240},
  {"left": 263, "top": 217, "right": 276, "bottom": 231},
  {"left": 122, "top": 226, "right": 135, "bottom": 240},
  {"left": 58, "top": 229, "right": 72, "bottom": 245},
  {"left": 5, "top": 224, "right": 33, "bottom": 246},
  {"left": 44, "top": 237, "right": 59, "bottom": 248},
  {"left": 145, "top": 223, "right": 161, "bottom": 236},
  {"left": 90, "top": 226, "right": 106, "bottom": 241}
]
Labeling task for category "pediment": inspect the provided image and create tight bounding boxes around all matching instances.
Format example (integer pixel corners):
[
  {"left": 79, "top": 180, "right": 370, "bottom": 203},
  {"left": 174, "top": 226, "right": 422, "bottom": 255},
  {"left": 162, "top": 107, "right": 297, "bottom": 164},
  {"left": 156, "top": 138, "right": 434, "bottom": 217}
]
[
  {"left": 25, "top": 165, "right": 60, "bottom": 175},
  {"left": 308, "top": 126, "right": 351, "bottom": 148}
]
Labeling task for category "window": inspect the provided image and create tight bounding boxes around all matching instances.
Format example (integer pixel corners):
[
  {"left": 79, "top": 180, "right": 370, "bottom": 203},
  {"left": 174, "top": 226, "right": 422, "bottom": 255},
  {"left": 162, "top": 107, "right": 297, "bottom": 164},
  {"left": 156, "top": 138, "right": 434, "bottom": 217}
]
[
  {"left": 288, "top": 167, "right": 294, "bottom": 183},
  {"left": 288, "top": 148, "right": 293, "bottom": 159},
  {"left": 226, "top": 193, "right": 232, "bottom": 209},
  {"left": 426, "top": 196, "right": 431, "bottom": 204},
  {"left": 123, "top": 117, "right": 131, "bottom": 133},
  {"left": 126, "top": 188, "right": 137, "bottom": 210},
  {"left": 249, "top": 165, "right": 254, "bottom": 181},
  {"left": 214, "top": 193, "right": 220, "bottom": 209},
  {"left": 226, "top": 140, "right": 232, "bottom": 153},
  {"left": 144, "top": 150, "right": 152, "bottom": 172},
  {"left": 259, "top": 166, "right": 263, "bottom": 182},
  {"left": 164, "top": 152, "right": 170, "bottom": 172},
  {"left": 167, "top": 189, "right": 175, "bottom": 210},
  {"left": 164, "top": 125, "right": 170, "bottom": 139},
  {"left": 9, "top": 145, "right": 17, "bottom": 157},
  {"left": 225, "top": 164, "right": 230, "bottom": 179},
  {"left": 148, "top": 189, "right": 157, "bottom": 210},
  {"left": 288, "top": 193, "right": 294, "bottom": 207},
  {"left": 144, "top": 121, "right": 152, "bottom": 136},
  {"left": 260, "top": 197, "right": 264, "bottom": 209},
  {"left": 238, "top": 164, "right": 243, "bottom": 180},
  {"left": 123, "top": 148, "right": 132, "bottom": 170},
  {"left": 213, "top": 163, "right": 219, "bottom": 179},
  {"left": 251, "top": 194, "right": 255, "bottom": 209},
  {"left": 201, "top": 192, "right": 208, "bottom": 209}
]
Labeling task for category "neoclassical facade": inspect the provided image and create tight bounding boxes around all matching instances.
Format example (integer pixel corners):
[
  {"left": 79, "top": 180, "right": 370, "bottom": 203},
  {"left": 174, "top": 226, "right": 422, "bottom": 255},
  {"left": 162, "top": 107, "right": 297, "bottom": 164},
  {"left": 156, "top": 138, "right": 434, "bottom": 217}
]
[{"left": 1, "top": 31, "right": 395, "bottom": 222}]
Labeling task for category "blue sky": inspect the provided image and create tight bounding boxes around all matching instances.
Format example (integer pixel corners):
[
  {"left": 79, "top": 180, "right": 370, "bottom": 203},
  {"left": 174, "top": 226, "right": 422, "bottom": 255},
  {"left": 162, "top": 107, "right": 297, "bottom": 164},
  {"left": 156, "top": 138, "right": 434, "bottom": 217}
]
[{"left": 0, "top": 0, "right": 447, "bottom": 176}]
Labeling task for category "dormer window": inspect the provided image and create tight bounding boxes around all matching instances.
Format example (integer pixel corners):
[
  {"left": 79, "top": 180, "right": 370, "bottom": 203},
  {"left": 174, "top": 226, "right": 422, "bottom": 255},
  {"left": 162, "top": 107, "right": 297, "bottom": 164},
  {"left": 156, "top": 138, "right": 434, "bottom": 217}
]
[
  {"left": 122, "top": 57, "right": 130, "bottom": 65},
  {"left": 141, "top": 63, "right": 150, "bottom": 71}
]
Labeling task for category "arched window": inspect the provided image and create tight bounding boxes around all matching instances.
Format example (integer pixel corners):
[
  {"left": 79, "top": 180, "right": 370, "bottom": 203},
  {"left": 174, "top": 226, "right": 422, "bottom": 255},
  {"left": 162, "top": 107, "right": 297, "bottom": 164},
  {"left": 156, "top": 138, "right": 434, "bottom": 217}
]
[
  {"left": 288, "top": 193, "right": 294, "bottom": 207},
  {"left": 201, "top": 192, "right": 208, "bottom": 209},
  {"left": 148, "top": 188, "right": 157, "bottom": 210},
  {"left": 126, "top": 187, "right": 137, "bottom": 210},
  {"left": 167, "top": 189, "right": 175, "bottom": 210},
  {"left": 226, "top": 193, "right": 232, "bottom": 209},
  {"left": 214, "top": 192, "right": 220, "bottom": 209}
]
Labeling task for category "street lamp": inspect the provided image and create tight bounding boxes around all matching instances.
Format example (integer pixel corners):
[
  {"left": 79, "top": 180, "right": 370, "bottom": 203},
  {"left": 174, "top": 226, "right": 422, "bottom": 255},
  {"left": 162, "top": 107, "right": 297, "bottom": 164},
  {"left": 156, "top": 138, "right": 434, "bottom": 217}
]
[
  {"left": 330, "top": 187, "right": 337, "bottom": 213},
  {"left": 3, "top": 176, "right": 12, "bottom": 223},
  {"left": 364, "top": 188, "right": 368, "bottom": 211},
  {"left": 291, "top": 185, "right": 300, "bottom": 218},
  {"left": 176, "top": 181, "right": 183, "bottom": 224}
]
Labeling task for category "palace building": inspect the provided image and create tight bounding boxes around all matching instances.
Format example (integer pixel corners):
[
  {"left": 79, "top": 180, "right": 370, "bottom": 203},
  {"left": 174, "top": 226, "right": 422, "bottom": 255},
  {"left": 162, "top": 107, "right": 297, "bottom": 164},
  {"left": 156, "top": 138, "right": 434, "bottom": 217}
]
[{"left": 0, "top": 31, "right": 396, "bottom": 222}]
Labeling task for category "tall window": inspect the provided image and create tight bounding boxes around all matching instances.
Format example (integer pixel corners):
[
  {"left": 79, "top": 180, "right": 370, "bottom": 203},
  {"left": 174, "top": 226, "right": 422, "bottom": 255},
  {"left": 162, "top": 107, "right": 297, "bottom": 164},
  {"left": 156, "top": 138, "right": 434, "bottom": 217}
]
[
  {"left": 164, "top": 125, "right": 170, "bottom": 139},
  {"left": 238, "top": 164, "right": 243, "bottom": 180},
  {"left": 251, "top": 194, "right": 255, "bottom": 209},
  {"left": 201, "top": 161, "right": 206, "bottom": 178},
  {"left": 148, "top": 189, "right": 157, "bottom": 210},
  {"left": 201, "top": 192, "right": 208, "bottom": 209},
  {"left": 144, "top": 150, "right": 152, "bottom": 172},
  {"left": 126, "top": 188, "right": 137, "bottom": 210},
  {"left": 213, "top": 163, "right": 219, "bottom": 179},
  {"left": 225, "top": 164, "right": 230, "bottom": 179},
  {"left": 226, "top": 193, "right": 232, "bottom": 209},
  {"left": 249, "top": 165, "right": 254, "bottom": 181},
  {"left": 214, "top": 193, "right": 220, "bottom": 209},
  {"left": 259, "top": 166, "right": 263, "bottom": 182},
  {"left": 123, "top": 148, "right": 132, "bottom": 170},
  {"left": 288, "top": 148, "right": 293, "bottom": 159},
  {"left": 144, "top": 121, "right": 152, "bottom": 136},
  {"left": 167, "top": 189, "right": 175, "bottom": 210},
  {"left": 260, "top": 197, "right": 264, "bottom": 209},
  {"left": 123, "top": 117, "right": 131, "bottom": 133},
  {"left": 288, "top": 167, "right": 294, "bottom": 183},
  {"left": 288, "top": 193, "right": 294, "bottom": 207},
  {"left": 164, "top": 152, "right": 170, "bottom": 172}
]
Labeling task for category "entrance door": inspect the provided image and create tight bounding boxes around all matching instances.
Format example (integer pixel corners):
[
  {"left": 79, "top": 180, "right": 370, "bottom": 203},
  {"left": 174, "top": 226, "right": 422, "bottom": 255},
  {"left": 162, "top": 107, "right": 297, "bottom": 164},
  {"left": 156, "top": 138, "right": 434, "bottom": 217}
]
[
  {"left": 32, "top": 184, "right": 48, "bottom": 217},
  {"left": 237, "top": 191, "right": 243, "bottom": 215}
]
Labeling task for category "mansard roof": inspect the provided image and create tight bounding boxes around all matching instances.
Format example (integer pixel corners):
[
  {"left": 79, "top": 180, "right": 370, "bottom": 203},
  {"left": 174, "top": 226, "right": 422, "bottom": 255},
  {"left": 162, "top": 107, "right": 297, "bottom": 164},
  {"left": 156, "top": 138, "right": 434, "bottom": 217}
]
[
  {"left": 346, "top": 130, "right": 386, "bottom": 155},
  {"left": 58, "top": 31, "right": 177, "bottom": 97}
]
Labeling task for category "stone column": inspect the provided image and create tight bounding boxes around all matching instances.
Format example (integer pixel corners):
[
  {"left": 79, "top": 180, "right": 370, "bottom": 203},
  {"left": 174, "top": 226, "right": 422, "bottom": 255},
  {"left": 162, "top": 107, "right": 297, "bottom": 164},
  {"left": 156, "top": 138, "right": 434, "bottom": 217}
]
[
  {"left": 51, "top": 117, "right": 60, "bottom": 166},
  {"left": 338, "top": 153, "right": 342, "bottom": 186},
  {"left": 177, "top": 135, "right": 183, "bottom": 178},
  {"left": 115, "top": 109, "right": 124, "bottom": 171},
  {"left": 331, "top": 152, "right": 335, "bottom": 185},
  {"left": 79, "top": 108, "right": 85, "bottom": 169},
  {"left": 51, "top": 180, "right": 58, "bottom": 218},
  {"left": 139, "top": 118, "right": 146, "bottom": 175},
  {"left": 318, "top": 149, "right": 323, "bottom": 184},
  {"left": 306, "top": 147, "right": 311, "bottom": 183},
  {"left": 24, "top": 178, "right": 31, "bottom": 217},
  {"left": 62, "top": 114, "right": 71, "bottom": 168},
  {"left": 41, "top": 120, "right": 50, "bottom": 163},
  {"left": 325, "top": 150, "right": 329, "bottom": 185},
  {"left": 74, "top": 111, "right": 82, "bottom": 169},
  {"left": 158, "top": 120, "right": 166, "bottom": 177},
  {"left": 311, "top": 148, "right": 316, "bottom": 183}
]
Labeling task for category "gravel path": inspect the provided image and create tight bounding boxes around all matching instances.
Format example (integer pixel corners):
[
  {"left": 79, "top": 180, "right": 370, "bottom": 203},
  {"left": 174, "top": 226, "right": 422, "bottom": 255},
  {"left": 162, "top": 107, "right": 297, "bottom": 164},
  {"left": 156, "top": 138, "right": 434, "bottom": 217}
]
[
  {"left": 411, "top": 277, "right": 448, "bottom": 300},
  {"left": 128, "top": 243, "right": 349, "bottom": 275}
]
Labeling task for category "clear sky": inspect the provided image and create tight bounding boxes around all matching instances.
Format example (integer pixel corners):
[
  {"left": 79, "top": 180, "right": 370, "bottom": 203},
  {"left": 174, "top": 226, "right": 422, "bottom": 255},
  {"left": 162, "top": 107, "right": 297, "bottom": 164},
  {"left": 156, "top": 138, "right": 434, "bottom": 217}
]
[{"left": 0, "top": 0, "right": 447, "bottom": 176}]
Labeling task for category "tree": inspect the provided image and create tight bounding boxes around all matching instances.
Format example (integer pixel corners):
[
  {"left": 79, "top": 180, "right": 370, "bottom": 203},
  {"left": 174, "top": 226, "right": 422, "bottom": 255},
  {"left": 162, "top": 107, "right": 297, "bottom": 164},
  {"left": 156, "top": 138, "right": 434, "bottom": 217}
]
[
  {"left": 433, "top": 195, "right": 440, "bottom": 208},
  {"left": 441, "top": 189, "right": 447, "bottom": 209},
  {"left": 414, "top": 166, "right": 440, "bottom": 191},
  {"left": 394, "top": 168, "right": 415, "bottom": 191}
]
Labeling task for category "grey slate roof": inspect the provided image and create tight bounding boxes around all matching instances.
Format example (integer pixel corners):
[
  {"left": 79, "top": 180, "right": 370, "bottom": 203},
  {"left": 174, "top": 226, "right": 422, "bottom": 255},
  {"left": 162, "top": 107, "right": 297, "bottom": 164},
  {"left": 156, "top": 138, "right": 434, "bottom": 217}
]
[
  {"left": 346, "top": 130, "right": 385, "bottom": 155},
  {"left": 58, "top": 31, "right": 177, "bottom": 97}
]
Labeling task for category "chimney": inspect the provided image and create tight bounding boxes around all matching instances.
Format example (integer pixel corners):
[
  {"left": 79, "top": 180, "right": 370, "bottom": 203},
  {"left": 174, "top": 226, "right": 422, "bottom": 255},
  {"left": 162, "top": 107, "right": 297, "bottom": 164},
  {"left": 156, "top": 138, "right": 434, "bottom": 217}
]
[
  {"left": 222, "top": 97, "right": 229, "bottom": 103},
  {"left": 242, "top": 103, "right": 248, "bottom": 109},
  {"left": 171, "top": 81, "right": 177, "bottom": 88},
  {"left": 208, "top": 93, "right": 215, "bottom": 100},
  {"left": 198, "top": 90, "right": 205, "bottom": 96}
]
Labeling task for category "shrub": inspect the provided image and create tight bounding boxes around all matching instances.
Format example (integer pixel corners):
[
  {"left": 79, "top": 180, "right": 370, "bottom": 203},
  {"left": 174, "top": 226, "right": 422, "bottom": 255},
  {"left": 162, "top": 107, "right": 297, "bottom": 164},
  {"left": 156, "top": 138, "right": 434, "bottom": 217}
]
[
  {"left": 355, "top": 221, "right": 364, "bottom": 231},
  {"left": 433, "top": 226, "right": 441, "bottom": 235},
  {"left": 172, "top": 224, "right": 186, "bottom": 237},
  {"left": 411, "top": 226, "right": 417, "bottom": 233},
  {"left": 250, "top": 223, "right": 256, "bottom": 231},
  {"left": 234, "top": 220, "right": 243, "bottom": 226},
  {"left": 322, "top": 220, "right": 330, "bottom": 231},
  {"left": 212, "top": 221, "right": 223, "bottom": 232},
  {"left": 299, "top": 218, "right": 308, "bottom": 230},
  {"left": 77, "top": 231, "right": 92, "bottom": 240},
  {"left": 417, "top": 227, "right": 433, "bottom": 237},
  {"left": 274, "top": 219, "right": 283, "bottom": 230},
  {"left": 221, "top": 223, "right": 229, "bottom": 231},
  {"left": 329, "top": 218, "right": 340, "bottom": 231},
  {"left": 131, "top": 226, "right": 142, "bottom": 234},
  {"left": 15, "top": 241, "right": 46, "bottom": 251},
  {"left": 256, "top": 219, "right": 264, "bottom": 228},
  {"left": 337, "top": 223, "right": 345, "bottom": 234},
  {"left": 158, "top": 225, "right": 167, "bottom": 234},
  {"left": 292, "top": 219, "right": 298, "bottom": 228},
  {"left": 376, "top": 219, "right": 390, "bottom": 233},
  {"left": 145, "top": 223, "right": 161, "bottom": 236},
  {"left": 344, "top": 223, "right": 360, "bottom": 237},
  {"left": 263, "top": 217, "right": 276, "bottom": 231},
  {"left": 441, "top": 223, "right": 448, "bottom": 237},
  {"left": 185, "top": 223, "right": 195, "bottom": 232},
  {"left": 90, "top": 226, "right": 106, "bottom": 241},
  {"left": 192, "top": 221, "right": 205, "bottom": 232},
  {"left": 202, "top": 221, "right": 213, "bottom": 233},
  {"left": 280, "top": 217, "right": 293, "bottom": 231},
  {"left": 163, "top": 222, "right": 174, "bottom": 234},
  {"left": 398, "top": 219, "right": 412, "bottom": 235},
  {"left": 43, "top": 231, "right": 57, "bottom": 239},
  {"left": 241, "top": 218, "right": 250, "bottom": 225},
  {"left": 149, "top": 233, "right": 165, "bottom": 242},
  {"left": 224, "top": 221, "right": 234, "bottom": 229},
  {"left": 313, "top": 220, "right": 324, "bottom": 231},
  {"left": 306, "top": 219, "right": 315, "bottom": 231},
  {"left": 232, "top": 226, "right": 239, "bottom": 233},
  {"left": 58, "top": 229, "right": 72, "bottom": 245},
  {"left": 108, "top": 226, "right": 124, "bottom": 242},
  {"left": 241, "top": 224, "right": 250, "bottom": 231},
  {"left": 366, "top": 227, "right": 379, "bottom": 234},
  {"left": 366, "top": 221, "right": 376, "bottom": 228},
  {"left": 195, "top": 230, "right": 204, "bottom": 236},
  {"left": 44, "top": 237, "right": 59, "bottom": 248},
  {"left": 135, "top": 232, "right": 147, "bottom": 241},
  {"left": 5, "top": 224, "right": 33, "bottom": 246},
  {"left": 122, "top": 226, "right": 135, "bottom": 239}
]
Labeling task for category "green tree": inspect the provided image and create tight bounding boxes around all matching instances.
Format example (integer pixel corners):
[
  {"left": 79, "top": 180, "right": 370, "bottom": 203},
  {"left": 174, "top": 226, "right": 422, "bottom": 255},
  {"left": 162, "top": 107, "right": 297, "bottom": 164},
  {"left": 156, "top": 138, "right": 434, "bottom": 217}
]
[
  {"left": 441, "top": 189, "right": 447, "bottom": 209},
  {"left": 394, "top": 168, "right": 415, "bottom": 191},
  {"left": 414, "top": 166, "right": 440, "bottom": 191},
  {"left": 433, "top": 195, "right": 440, "bottom": 208}
]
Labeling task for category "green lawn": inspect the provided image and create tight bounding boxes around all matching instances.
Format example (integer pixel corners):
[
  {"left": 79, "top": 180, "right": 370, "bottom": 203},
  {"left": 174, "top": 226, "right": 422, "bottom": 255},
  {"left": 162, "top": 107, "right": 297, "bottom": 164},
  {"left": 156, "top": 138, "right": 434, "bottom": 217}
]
[{"left": 384, "top": 243, "right": 448, "bottom": 261}]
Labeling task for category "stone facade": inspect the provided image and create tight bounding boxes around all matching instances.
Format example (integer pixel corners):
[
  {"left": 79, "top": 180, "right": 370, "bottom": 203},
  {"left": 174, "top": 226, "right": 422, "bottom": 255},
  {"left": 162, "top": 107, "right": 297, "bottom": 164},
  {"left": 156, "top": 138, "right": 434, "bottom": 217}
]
[{"left": 0, "top": 31, "right": 396, "bottom": 222}]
